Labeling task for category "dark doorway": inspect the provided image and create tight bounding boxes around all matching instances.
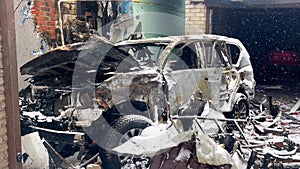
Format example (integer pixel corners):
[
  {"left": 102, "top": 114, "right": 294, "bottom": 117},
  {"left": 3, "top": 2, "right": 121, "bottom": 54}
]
[{"left": 211, "top": 8, "right": 300, "bottom": 85}]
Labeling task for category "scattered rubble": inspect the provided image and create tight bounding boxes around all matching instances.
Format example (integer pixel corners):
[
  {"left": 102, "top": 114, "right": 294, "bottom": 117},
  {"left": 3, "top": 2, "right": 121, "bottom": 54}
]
[
  {"left": 110, "top": 93, "right": 300, "bottom": 169},
  {"left": 20, "top": 89, "right": 300, "bottom": 168}
]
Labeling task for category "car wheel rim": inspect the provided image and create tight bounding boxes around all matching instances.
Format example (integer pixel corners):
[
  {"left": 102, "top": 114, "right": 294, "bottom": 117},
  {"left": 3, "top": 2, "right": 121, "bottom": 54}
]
[
  {"left": 235, "top": 101, "right": 247, "bottom": 119},
  {"left": 119, "top": 128, "right": 143, "bottom": 145},
  {"left": 118, "top": 128, "right": 150, "bottom": 168}
]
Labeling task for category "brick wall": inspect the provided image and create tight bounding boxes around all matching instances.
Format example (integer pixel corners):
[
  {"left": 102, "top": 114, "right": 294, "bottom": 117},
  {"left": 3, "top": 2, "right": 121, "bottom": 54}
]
[
  {"left": 185, "top": 1, "right": 207, "bottom": 35},
  {"left": 31, "top": 0, "right": 209, "bottom": 38},
  {"left": 31, "top": 0, "right": 57, "bottom": 39},
  {"left": 0, "top": 25, "right": 9, "bottom": 169}
]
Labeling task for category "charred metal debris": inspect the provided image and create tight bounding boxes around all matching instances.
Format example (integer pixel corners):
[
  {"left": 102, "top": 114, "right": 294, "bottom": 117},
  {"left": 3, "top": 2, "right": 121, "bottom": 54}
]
[{"left": 19, "top": 34, "right": 300, "bottom": 169}]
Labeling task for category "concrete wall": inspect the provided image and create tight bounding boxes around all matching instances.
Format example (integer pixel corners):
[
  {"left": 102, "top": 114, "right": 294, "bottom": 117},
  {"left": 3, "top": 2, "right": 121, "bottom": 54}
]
[
  {"left": 0, "top": 24, "right": 10, "bottom": 169},
  {"left": 133, "top": 0, "right": 185, "bottom": 38},
  {"left": 14, "top": 1, "right": 40, "bottom": 90},
  {"left": 185, "top": 1, "right": 207, "bottom": 35}
]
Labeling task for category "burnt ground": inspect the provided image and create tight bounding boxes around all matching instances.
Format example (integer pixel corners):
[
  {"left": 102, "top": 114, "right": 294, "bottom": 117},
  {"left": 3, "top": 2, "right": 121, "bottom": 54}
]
[{"left": 254, "top": 84, "right": 300, "bottom": 111}]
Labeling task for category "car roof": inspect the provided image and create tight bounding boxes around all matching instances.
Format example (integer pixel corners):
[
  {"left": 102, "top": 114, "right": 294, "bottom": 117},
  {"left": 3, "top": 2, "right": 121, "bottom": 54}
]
[{"left": 114, "top": 34, "right": 238, "bottom": 46}]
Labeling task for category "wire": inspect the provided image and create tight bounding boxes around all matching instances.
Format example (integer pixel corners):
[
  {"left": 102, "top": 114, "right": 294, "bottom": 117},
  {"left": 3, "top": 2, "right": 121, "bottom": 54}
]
[{"left": 14, "top": 1, "right": 23, "bottom": 12}]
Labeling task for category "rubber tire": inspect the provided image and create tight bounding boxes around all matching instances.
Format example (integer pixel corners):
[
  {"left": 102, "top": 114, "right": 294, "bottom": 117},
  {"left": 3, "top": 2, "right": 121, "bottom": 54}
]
[
  {"left": 225, "top": 99, "right": 249, "bottom": 132},
  {"left": 232, "top": 99, "right": 249, "bottom": 119},
  {"left": 225, "top": 98, "right": 249, "bottom": 119},
  {"left": 100, "top": 115, "right": 153, "bottom": 169}
]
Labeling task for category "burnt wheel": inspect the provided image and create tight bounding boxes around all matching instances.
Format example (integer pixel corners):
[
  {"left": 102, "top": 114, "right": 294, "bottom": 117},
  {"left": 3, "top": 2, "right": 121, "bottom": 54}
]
[
  {"left": 100, "top": 115, "right": 153, "bottom": 169},
  {"left": 232, "top": 99, "right": 249, "bottom": 119},
  {"left": 225, "top": 98, "right": 250, "bottom": 132}
]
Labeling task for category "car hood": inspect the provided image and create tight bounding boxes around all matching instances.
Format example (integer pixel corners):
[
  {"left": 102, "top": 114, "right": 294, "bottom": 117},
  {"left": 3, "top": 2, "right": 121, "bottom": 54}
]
[{"left": 20, "top": 36, "right": 141, "bottom": 86}]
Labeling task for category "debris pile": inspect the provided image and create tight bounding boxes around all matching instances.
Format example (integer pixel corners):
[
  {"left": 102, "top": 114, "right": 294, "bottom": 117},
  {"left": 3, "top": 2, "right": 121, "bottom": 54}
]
[
  {"left": 110, "top": 95, "right": 300, "bottom": 169},
  {"left": 20, "top": 91, "right": 300, "bottom": 169}
]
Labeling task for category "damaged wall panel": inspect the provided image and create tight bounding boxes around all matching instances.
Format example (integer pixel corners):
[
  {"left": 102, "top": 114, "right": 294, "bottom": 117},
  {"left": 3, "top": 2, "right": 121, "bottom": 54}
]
[
  {"left": 14, "top": 0, "right": 41, "bottom": 90},
  {"left": 28, "top": 0, "right": 186, "bottom": 46}
]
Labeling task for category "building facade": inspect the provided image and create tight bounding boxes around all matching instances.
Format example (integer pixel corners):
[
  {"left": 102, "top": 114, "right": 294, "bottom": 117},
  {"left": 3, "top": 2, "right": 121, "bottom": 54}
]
[{"left": 0, "top": 23, "right": 9, "bottom": 169}]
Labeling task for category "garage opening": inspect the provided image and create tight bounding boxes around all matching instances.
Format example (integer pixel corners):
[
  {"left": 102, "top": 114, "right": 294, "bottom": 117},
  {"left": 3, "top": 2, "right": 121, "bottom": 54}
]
[{"left": 210, "top": 8, "right": 300, "bottom": 85}]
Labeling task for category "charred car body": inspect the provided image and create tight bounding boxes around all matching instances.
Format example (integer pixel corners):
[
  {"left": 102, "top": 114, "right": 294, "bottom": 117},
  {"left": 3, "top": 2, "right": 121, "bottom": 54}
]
[{"left": 20, "top": 34, "right": 255, "bottom": 168}]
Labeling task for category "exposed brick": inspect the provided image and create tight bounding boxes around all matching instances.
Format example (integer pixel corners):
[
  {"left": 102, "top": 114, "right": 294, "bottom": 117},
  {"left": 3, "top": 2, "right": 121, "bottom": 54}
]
[
  {"left": 33, "top": 0, "right": 57, "bottom": 39},
  {"left": 190, "top": 8, "right": 201, "bottom": 13},
  {"left": 186, "top": 4, "right": 195, "bottom": 9},
  {"left": 47, "top": 29, "right": 56, "bottom": 36},
  {"left": 185, "top": 3, "right": 206, "bottom": 34},
  {"left": 200, "top": 16, "right": 206, "bottom": 21},
  {"left": 34, "top": 1, "right": 44, "bottom": 7},
  {"left": 185, "top": 8, "right": 191, "bottom": 13},
  {"left": 190, "top": 17, "right": 200, "bottom": 21},
  {"left": 49, "top": 17, "right": 57, "bottom": 22},
  {"left": 186, "top": 12, "right": 195, "bottom": 17},
  {"left": 195, "top": 12, "right": 205, "bottom": 17},
  {"left": 36, "top": 17, "right": 45, "bottom": 24},
  {"left": 41, "top": 7, "right": 51, "bottom": 12},
  {"left": 49, "top": 17, "right": 55, "bottom": 22},
  {"left": 31, "top": 10, "right": 37, "bottom": 15},
  {"left": 49, "top": 12, "right": 56, "bottom": 17},
  {"left": 185, "top": 20, "right": 194, "bottom": 25},
  {"left": 45, "top": 25, "right": 54, "bottom": 31},
  {"left": 47, "top": 2, "right": 56, "bottom": 7},
  {"left": 43, "top": 16, "right": 50, "bottom": 22},
  {"left": 194, "top": 20, "right": 205, "bottom": 25}
]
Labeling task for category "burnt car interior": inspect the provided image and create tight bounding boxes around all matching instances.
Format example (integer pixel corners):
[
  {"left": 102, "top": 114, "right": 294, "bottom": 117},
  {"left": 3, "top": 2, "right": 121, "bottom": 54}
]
[
  {"left": 167, "top": 43, "right": 198, "bottom": 70},
  {"left": 119, "top": 43, "right": 167, "bottom": 66}
]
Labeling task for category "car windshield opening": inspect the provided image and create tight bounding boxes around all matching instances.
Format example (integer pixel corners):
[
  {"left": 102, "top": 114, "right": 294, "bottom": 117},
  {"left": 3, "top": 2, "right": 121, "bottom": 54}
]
[{"left": 119, "top": 43, "right": 167, "bottom": 67}]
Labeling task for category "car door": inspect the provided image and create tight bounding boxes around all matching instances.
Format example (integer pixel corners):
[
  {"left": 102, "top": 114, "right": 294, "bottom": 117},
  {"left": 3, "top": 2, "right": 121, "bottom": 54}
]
[
  {"left": 226, "top": 40, "right": 256, "bottom": 100},
  {"left": 162, "top": 41, "right": 222, "bottom": 114},
  {"left": 215, "top": 41, "right": 240, "bottom": 112}
]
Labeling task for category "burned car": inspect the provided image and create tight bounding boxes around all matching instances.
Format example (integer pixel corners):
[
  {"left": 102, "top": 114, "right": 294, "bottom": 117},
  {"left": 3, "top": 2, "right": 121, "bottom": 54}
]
[{"left": 19, "top": 34, "right": 255, "bottom": 168}]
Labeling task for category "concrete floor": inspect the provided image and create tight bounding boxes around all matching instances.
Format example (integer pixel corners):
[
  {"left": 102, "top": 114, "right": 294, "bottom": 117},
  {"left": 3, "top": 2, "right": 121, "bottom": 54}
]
[{"left": 254, "top": 84, "right": 300, "bottom": 111}]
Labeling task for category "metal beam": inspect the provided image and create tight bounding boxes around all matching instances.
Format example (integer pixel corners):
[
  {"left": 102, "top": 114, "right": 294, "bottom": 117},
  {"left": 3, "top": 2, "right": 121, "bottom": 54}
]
[
  {"left": 0, "top": 0, "right": 22, "bottom": 168},
  {"left": 205, "top": 0, "right": 300, "bottom": 8}
]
